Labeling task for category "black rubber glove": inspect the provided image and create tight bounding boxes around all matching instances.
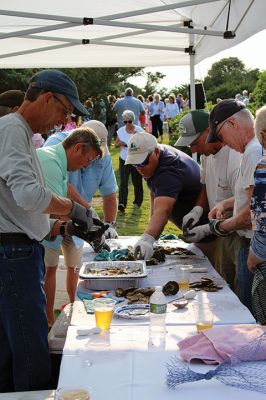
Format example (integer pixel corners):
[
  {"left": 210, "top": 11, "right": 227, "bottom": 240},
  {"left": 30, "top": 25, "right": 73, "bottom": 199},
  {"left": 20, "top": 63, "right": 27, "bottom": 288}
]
[
  {"left": 67, "top": 218, "right": 108, "bottom": 243},
  {"left": 69, "top": 202, "right": 93, "bottom": 231}
]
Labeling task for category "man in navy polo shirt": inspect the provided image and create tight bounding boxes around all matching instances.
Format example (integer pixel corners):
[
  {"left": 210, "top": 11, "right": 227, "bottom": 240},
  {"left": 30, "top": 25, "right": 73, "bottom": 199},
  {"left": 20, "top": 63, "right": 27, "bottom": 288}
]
[{"left": 125, "top": 132, "right": 207, "bottom": 260}]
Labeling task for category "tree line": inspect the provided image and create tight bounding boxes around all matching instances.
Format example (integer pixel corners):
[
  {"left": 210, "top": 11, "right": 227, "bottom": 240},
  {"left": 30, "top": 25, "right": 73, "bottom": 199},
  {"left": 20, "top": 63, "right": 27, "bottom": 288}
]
[{"left": 0, "top": 57, "right": 265, "bottom": 109}]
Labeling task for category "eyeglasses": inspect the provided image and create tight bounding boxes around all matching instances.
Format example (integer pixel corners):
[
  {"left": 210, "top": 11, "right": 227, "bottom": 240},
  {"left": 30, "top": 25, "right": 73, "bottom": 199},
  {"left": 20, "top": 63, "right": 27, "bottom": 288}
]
[
  {"left": 53, "top": 95, "right": 72, "bottom": 119},
  {"left": 216, "top": 120, "right": 228, "bottom": 142},
  {"left": 132, "top": 152, "right": 152, "bottom": 168},
  {"left": 83, "top": 154, "right": 101, "bottom": 167},
  {"left": 123, "top": 120, "right": 133, "bottom": 124}
]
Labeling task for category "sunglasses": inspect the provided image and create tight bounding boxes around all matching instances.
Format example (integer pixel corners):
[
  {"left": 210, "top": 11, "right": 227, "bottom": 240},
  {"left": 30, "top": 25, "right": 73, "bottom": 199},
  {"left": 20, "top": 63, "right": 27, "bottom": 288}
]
[
  {"left": 123, "top": 120, "right": 133, "bottom": 124},
  {"left": 132, "top": 152, "right": 152, "bottom": 168},
  {"left": 216, "top": 120, "right": 228, "bottom": 142}
]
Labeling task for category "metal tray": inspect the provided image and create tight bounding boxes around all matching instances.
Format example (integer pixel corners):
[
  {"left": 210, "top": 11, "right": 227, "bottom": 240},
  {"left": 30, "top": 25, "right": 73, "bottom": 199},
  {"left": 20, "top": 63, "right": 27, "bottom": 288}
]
[{"left": 79, "top": 260, "right": 147, "bottom": 280}]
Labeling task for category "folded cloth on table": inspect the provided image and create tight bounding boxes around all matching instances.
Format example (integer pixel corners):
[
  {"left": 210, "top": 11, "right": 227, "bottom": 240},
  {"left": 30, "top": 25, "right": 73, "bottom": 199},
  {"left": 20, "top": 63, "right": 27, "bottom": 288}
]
[
  {"left": 167, "top": 329, "right": 266, "bottom": 393},
  {"left": 77, "top": 290, "right": 93, "bottom": 301},
  {"left": 178, "top": 324, "right": 266, "bottom": 365},
  {"left": 94, "top": 248, "right": 129, "bottom": 261},
  {"left": 160, "top": 233, "right": 178, "bottom": 240}
]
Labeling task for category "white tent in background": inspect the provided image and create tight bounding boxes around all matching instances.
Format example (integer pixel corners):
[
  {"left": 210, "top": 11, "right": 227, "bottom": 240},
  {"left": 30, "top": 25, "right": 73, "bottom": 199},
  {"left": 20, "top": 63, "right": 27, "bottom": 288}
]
[{"left": 0, "top": 0, "right": 265, "bottom": 107}]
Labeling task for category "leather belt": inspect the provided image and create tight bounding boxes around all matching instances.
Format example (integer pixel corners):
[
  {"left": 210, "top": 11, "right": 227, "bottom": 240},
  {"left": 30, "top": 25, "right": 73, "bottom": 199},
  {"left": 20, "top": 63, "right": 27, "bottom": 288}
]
[{"left": 0, "top": 233, "right": 37, "bottom": 245}]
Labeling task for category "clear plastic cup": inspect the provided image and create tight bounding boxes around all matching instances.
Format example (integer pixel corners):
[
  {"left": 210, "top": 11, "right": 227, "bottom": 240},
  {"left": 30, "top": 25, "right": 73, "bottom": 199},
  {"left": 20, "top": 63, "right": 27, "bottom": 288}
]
[
  {"left": 174, "top": 265, "right": 192, "bottom": 290},
  {"left": 55, "top": 386, "right": 91, "bottom": 400},
  {"left": 92, "top": 298, "right": 116, "bottom": 331},
  {"left": 193, "top": 302, "right": 214, "bottom": 333}
]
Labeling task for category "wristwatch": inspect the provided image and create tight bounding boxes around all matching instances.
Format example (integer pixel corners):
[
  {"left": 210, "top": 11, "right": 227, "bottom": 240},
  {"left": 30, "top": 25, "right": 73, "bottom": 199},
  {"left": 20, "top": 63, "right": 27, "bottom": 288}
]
[{"left": 60, "top": 221, "right": 68, "bottom": 237}]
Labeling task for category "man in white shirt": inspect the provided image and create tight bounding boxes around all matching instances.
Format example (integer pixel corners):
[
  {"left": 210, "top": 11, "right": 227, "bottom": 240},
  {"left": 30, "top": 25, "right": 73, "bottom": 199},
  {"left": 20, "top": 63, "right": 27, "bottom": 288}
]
[
  {"left": 176, "top": 110, "right": 241, "bottom": 271},
  {"left": 206, "top": 99, "right": 263, "bottom": 311}
]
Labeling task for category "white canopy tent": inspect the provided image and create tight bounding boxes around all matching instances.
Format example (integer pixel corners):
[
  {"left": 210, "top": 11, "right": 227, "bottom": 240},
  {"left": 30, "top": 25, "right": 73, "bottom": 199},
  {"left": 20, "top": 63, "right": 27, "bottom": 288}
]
[{"left": 0, "top": 0, "right": 265, "bottom": 107}]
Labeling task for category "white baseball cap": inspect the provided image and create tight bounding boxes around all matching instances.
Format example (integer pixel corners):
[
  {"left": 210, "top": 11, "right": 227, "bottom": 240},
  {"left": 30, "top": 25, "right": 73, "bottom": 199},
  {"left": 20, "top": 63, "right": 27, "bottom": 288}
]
[
  {"left": 81, "top": 120, "right": 109, "bottom": 155},
  {"left": 125, "top": 132, "right": 158, "bottom": 165}
]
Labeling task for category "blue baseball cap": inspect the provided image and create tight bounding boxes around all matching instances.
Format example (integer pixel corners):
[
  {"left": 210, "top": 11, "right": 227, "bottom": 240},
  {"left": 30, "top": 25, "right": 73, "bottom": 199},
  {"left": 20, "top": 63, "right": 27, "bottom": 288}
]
[{"left": 29, "top": 69, "right": 88, "bottom": 116}]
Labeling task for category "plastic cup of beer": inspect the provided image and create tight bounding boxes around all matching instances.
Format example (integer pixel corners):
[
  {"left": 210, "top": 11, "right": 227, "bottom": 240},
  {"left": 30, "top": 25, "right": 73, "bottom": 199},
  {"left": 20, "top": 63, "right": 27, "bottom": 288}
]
[
  {"left": 55, "top": 386, "right": 91, "bottom": 400},
  {"left": 174, "top": 265, "right": 192, "bottom": 290},
  {"left": 92, "top": 298, "right": 116, "bottom": 331},
  {"left": 193, "top": 302, "right": 214, "bottom": 333}
]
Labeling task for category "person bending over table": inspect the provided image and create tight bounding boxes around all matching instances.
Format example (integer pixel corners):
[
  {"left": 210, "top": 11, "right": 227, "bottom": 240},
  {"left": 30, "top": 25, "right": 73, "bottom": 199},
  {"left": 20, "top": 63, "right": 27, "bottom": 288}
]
[
  {"left": 0, "top": 69, "right": 102, "bottom": 392},
  {"left": 206, "top": 99, "right": 263, "bottom": 312},
  {"left": 38, "top": 128, "right": 104, "bottom": 327},
  {"left": 125, "top": 132, "right": 209, "bottom": 260},
  {"left": 45, "top": 119, "right": 118, "bottom": 239},
  {"left": 176, "top": 110, "right": 241, "bottom": 274}
]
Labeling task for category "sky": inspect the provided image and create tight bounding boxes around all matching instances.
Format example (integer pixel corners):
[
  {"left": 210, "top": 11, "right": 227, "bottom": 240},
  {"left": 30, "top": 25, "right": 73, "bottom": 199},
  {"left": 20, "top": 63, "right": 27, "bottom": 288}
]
[{"left": 128, "top": 29, "right": 266, "bottom": 90}]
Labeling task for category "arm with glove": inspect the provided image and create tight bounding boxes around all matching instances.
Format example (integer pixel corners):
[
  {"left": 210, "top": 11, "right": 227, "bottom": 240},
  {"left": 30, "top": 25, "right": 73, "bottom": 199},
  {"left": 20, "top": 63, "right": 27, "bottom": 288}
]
[
  {"left": 67, "top": 202, "right": 110, "bottom": 251},
  {"left": 102, "top": 192, "right": 119, "bottom": 239},
  {"left": 182, "top": 206, "right": 204, "bottom": 233},
  {"left": 134, "top": 196, "right": 175, "bottom": 260}
]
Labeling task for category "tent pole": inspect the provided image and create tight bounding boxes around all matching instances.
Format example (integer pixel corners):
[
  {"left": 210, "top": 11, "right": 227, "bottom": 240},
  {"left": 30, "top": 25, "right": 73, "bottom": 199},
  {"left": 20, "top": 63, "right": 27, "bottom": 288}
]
[
  {"left": 189, "top": 43, "right": 196, "bottom": 111},
  {"left": 190, "top": 56, "right": 196, "bottom": 111},
  {"left": 189, "top": 35, "right": 197, "bottom": 162}
]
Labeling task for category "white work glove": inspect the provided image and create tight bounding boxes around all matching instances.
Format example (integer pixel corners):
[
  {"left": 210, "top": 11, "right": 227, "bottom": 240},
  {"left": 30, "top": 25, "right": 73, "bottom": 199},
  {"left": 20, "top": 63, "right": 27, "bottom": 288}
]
[
  {"left": 182, "top": 206, "right": 203, "bottom": 233},
  {"left": 179, "top": 224, "right": 211, "bottom": 243},
  {"left": 133, "top": 233, "right": 156, "bottom": 260},
  {"left": 104, "top": 222, "right": 119, "bottom": 239}
]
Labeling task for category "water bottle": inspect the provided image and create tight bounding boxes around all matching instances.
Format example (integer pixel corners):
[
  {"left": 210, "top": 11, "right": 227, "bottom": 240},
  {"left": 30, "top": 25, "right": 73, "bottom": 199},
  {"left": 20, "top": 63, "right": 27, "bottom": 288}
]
[{"left": 149, "top": 286, "right": 167, "bottom": 346}]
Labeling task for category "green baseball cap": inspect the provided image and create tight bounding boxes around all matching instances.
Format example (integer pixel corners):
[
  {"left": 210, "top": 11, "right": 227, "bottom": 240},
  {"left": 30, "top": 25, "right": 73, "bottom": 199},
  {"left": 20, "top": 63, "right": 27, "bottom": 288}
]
[{"left": 175, "top": 110, "right": 209, "bottom": 147}]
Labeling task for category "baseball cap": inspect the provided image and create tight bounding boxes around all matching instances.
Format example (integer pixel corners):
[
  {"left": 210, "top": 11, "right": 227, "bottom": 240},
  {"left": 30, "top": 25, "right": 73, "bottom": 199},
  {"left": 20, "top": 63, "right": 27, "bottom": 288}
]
[
  {"left": 125, "top": 132, "right": 157, "bottom": 165},
  {"left": 82, "top": 120, "right": 109, "bottom": 155},
  {"left": 0, "top": 90, "right": 25, "bottom": 107},
  {"left": 29, "top": 69, "right": 89, "bottom": 116},
  {"left": 207, "top": 99, "right": 246, "bottom": 143},
  {"left": 175, "top": 110, "right": 209, "bottom": 146}
]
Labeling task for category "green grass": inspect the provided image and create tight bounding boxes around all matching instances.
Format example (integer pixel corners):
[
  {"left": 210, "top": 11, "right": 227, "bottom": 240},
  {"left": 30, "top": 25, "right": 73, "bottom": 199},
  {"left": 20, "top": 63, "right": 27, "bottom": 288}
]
[{"left": 92, "top": 134, "right": 181, "bottom": 237}]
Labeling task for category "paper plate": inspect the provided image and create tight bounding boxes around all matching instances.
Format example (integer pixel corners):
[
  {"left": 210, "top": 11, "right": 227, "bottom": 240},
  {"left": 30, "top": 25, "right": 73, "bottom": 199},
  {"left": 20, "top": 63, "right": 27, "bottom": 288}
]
[{"left": 114, "top": 304, "right": 149, "bottom": 320}]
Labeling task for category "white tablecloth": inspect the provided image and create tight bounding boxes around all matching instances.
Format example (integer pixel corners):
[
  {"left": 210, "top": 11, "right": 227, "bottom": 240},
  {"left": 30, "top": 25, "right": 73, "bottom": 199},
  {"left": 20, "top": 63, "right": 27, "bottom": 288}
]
[
  {"left": 0, "top": 390, "right": 55, "bottom": 400},
  {"left": 58, "top": 325, "right": 265, "bottom": 400},
  {"left": 72, "top": 237, "right": 255, "bottom": 327},
  {"left": 58, "top": 237, "right": 260, "bottom": 399}
]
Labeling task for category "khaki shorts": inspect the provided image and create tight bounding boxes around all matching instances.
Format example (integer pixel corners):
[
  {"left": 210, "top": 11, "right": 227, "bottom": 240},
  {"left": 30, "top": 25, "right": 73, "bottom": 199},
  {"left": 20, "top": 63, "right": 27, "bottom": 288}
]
[
  {"left": 44, "top": 236, "right": 83, "bottom": 268},
  {"left": 214, "top": 233, "right": 241, "bottom": 291}
]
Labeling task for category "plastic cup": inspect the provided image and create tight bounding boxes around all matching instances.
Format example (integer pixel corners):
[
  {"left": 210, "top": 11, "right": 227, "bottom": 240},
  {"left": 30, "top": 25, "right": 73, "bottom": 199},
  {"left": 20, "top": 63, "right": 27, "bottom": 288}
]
[
  {"left": 55, "top": 386, "right": 91, "bottom": 400},
  {"left": 193, "top": 302, "right": 214, "bottom": 332},
  {"left": 92, "top": 298, "right": 116, "bottom": 331},
  {"left": 174, "top": 265, "right": 192, "bottom": 290}
]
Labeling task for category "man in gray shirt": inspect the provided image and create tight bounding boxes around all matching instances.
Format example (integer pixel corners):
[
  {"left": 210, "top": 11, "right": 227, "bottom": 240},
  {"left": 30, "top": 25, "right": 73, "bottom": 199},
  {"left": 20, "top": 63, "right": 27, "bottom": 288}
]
[
  {"left": 0, "top": 69, "right": 103, "bottom": 392},
  {"left": 113, "top": 87, "right": 145, "bottom": 127}
]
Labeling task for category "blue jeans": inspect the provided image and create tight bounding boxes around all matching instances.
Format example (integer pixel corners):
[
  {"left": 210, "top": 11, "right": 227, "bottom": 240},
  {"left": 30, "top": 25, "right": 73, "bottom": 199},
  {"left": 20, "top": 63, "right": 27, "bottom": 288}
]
[
  {"left": 237, "top": 240, "right": 254, "bottom": 313},
  {"left": 0, "top": 241, "right": 52, "bottom": 392}
]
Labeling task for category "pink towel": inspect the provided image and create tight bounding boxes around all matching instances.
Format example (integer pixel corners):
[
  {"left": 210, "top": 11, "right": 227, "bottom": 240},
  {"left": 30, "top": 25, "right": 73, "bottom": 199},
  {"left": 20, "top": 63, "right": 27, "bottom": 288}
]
[{"left": 178, "top": 324, "right": 266, "bottom": 365}]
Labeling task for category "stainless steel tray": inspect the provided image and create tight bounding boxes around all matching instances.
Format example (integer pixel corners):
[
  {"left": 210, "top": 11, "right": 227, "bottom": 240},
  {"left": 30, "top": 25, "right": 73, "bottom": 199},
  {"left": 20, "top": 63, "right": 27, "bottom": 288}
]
[{"left": 79, "top": 260, "right": 147, "bottom": 280}]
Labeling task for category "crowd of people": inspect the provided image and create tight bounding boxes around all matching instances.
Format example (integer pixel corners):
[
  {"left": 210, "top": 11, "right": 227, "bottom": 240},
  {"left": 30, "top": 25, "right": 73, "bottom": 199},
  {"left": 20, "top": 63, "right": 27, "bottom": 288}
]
[
  {"left": 0, "top": 70, "right": 265, "bottom": 394},
  {"left": 83, "top": 88, "right": 189, "bottom": 145}
]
